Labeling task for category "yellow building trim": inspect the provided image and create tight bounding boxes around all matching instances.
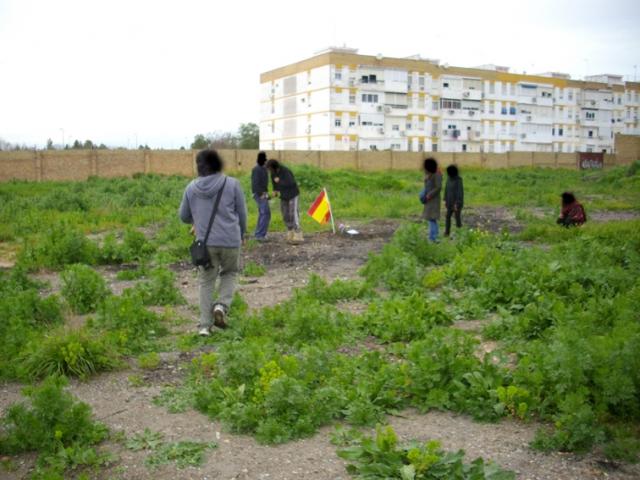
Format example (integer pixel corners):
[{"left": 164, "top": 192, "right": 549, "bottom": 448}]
[
  {"left": 261, "top": 51, "right": 628, "bottom": 93},
  {"left": 335, "top": 135, "right": 343, "bottom": 141},
  {"left": 349, "top": 135, "right": 358, "bottom": 141},
  {"left": 335, "top": 87, "right": 343, "bottom": 93}
]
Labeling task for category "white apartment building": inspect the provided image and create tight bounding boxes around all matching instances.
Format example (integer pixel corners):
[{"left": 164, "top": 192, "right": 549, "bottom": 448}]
[{"left": 259, "top": 47, "right": 640, "bottom": 153}]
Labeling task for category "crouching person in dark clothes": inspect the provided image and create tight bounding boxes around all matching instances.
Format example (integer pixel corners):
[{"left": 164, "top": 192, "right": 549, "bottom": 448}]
[
  {"left": 557, "top": 192, "right": 586, "bottom": 227},
  {"left": 444, "top": 165, "right": 464, "bottom": 237},
  {"left": 178, "top": 150, "right": 247, "bottom": 336},
  {"left": 266, "top": 159, "right": 304, "bottom": 244}
]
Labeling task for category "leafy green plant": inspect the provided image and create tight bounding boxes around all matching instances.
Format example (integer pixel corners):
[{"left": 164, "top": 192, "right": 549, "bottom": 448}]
[
  {"left": 125, "top": 429, "right": 216, "bottom": 470},
  {"left": 337, "top": 425, "right": 515, "bottom": 479},
  {"left": 61, "top": 264, "right": 110, "bottom": 314},
  {"left": 0, "top": 376, "right": 110, "bottom": 479},
  {"left": 20, "top": 328, "right": 120, "bottom": 380},
  {"left": 93, "top": 293, "right": 167, "bottom": 354},
  {"left": 243, "top": 260, "right": 266, "bottom": 277},
  {"left": 137, "top": 351, "right": 161, "bottom": 369},
  {"left": 126, "top": 267, "right": 185, "bottom": 306}
]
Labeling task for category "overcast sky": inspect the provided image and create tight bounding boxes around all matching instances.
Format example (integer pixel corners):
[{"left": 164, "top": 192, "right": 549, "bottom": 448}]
[{"left": 1, "top": 0, "right": 639, "bottom": 148}]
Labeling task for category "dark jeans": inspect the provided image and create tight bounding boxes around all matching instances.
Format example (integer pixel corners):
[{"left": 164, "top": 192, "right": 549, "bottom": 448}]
[
  {"left": 253, "top": 194, "right": 271, "bottom": 239},
  {"left": 445, "top": 208, "right": 462, "bottom": 235}
]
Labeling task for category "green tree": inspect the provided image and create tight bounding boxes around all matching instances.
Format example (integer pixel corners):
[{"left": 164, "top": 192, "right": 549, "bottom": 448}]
[
  {"left": 98, "top": 143, "right": 108, "bottom": 150},
  {"left": 83, "top": 139, "right": 95, "bottom": 149},
  {"left": 237, "top": 122, "right": 259, "bottom": 149},
  {"left": 72, "top": 140, "right": 82, "bottom": 149},
  {"left": 46, "top": 138, "right": 54, "bottom": 150},
  {"left": 191, "top": 134, "right": 209, "bottom": 149}
]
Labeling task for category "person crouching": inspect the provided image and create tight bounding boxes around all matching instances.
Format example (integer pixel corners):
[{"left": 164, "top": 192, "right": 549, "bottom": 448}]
[
  {"left": 266, "top": 159, "right": 304, "bottom": 244},
  {"left": 557, "top": 192, "right": 586, "bottom": 227}
]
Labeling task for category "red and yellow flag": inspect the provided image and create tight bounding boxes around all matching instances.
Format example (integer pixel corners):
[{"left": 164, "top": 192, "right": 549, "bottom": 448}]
[{"left": 307, "top": 189, "right": 332, "bottom": 224}]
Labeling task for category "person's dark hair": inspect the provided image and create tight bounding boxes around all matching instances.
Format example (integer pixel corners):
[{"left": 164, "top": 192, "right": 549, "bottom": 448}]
[
  {"left": 424, "top": 157, "right": 438, "bottom": 174},
  {"left": 257, "top": 151, "right": 267, "bottom": 166},
  {"left": 196, "top": 149, "right": 223, "bottom": 176},
  {"left": 561, "top": 192, "right": 576, "bottom": 205},
  {"left": 446, "top": 165, "right": 459, "bottom": 178},
  {"left": 266, "top": 159, "right": 280, "bottom": 172}
]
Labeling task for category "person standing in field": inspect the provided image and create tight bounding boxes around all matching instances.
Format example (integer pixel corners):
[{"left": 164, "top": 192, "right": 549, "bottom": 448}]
[
  {"left": 556, "top": 191, "right": 587, "bottom": 227},
  {"left": 444, "top": 164, "right": 464, "bottom": 237},
  {"left": 252, "top": 152, "right": 271, "bottom": 242},
  {"left": 178, "top": 149, "right": 247, "bottom": 336},
  {"left": 265, "top": 159, "right": 303, "bottom": 244},
  {"left": 422, "top": 157, "right": 442, "bottom": 242}
]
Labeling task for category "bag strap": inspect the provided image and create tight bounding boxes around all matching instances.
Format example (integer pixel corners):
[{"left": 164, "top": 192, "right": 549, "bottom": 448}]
[{"left": 202, "top": 177, "right": 227, "bottom": 245}]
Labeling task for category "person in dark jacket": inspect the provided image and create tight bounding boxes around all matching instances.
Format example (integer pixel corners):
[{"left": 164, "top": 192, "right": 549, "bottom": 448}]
[
  {"left": 444, "top": 164, "right": 464, "bottom": 237},
  {"left": 251, "top": 152, "right": 271, "bottom": 241},
  {"left": 557, "top": 192, "right": 587, "bottom": 227},
  {"left": 422, "top": 157, "right": 442, "bottom": 242},
  {"left": 178, "top": 150, "right": 247, "bottom": 336},
  {"left": 266, "top": 159, "right": 303, "bottom": 243}
]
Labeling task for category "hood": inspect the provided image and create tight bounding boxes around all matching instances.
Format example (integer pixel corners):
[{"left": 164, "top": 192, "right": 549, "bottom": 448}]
[{"left": 192, "top": 173, "right": 226, "bottom": 199}]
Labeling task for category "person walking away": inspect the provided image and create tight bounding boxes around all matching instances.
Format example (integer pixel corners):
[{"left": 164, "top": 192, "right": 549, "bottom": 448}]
[
  {"left": 179, "top": 149, "right": 247, "bottom": 336},
  {"left": 422, "top": 157, "right": 442, "bottom": 242},
  {"left": 444, "top": 164, "right": 464, "bottom": 237},
  {"left": 266, "top": 159, "right": 303, "bottom": 244},
  {"left": 252, "top": 152, "right": 271, "bottom": 241},
  {"left": 557, "top": 192, "right": 586, "bottom": 227}
]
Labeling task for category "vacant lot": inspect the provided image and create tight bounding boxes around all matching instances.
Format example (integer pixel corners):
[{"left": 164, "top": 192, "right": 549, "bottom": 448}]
[{"left": 1, "top": 164, "right": 639, "bottom": 479}]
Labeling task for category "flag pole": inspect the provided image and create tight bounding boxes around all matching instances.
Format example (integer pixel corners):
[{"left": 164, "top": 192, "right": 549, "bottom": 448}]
[{"left": 324, "top": 187, "right": 336, "bottom": 234}]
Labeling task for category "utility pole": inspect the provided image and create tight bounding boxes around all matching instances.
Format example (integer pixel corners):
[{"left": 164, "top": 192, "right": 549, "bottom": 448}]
[{"left": 60, "top": 128, "right": 65, "bottom": 149}]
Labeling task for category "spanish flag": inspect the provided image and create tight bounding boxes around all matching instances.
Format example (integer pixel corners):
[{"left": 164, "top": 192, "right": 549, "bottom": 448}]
[{"left": 307, "top": 188, "right": 333, "bottom": 226}]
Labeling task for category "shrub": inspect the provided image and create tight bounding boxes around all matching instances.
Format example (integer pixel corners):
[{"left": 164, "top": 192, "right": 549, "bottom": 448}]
[
  {"left": 0, "top": 376, "right": 110, "bottom": 478},
  {"left": 61, "top": 264, "right": 110, "bottom": 314},
  {"left": 94, "top": 293, "right": 167, "bottom": 353},
  {"left": 126, "top": 267, "right": 185, "bottom": 306},
  {"left": 138, "top": 352, "right": 161, "bottom": 370},
  {"left": 18, "top": 223, "right": 98, "bottom": 270},
  {"left": 20, "top": 328, "right": 120, "bottom": 380}
]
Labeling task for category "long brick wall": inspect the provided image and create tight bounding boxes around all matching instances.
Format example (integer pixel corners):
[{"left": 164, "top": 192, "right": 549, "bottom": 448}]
[{"left": 0, "top": 143, "right": 636, "bottom": 182}]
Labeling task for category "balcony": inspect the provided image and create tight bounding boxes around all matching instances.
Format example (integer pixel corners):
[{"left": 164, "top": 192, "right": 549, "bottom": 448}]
[{"left": 519, "top": 133, "right": 552, "bottom": 143}]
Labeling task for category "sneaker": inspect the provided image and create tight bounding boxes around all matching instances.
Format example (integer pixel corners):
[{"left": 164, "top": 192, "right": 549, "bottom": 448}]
[
  {"left": 198, "top": 327, "right": 210, "bottom": 337},
  {"left": 213, "top": 304, "right": 228, "bottom": 329}
]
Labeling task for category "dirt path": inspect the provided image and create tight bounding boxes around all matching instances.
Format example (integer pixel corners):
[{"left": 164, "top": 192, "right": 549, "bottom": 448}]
[{"left": 2, "top": 218, "right": 640, "bottom": 480}]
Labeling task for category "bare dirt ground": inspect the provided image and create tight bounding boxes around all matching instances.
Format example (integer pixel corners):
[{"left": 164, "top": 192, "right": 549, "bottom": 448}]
[{"left": 2, "top": 214, "right": 640, "bottom": 480}]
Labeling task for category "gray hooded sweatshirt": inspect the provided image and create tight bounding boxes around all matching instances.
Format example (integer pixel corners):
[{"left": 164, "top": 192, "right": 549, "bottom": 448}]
[{"left": 178, "top": 173, "right": 247, "bottom": 248}]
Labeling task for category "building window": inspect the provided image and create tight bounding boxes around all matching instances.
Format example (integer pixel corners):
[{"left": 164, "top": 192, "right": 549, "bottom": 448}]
[
  {"left": 361, "top": 74, "right": 377, "bottom": 84},
  {"left": 489, "top": 82, "right": 495, "bottom": 94},
  {"left": 441, "top": 99, "right": 462, "bottom": 110},
  {"left": 568, "top": 91, "right": 574, "bottom": 101},
  {"left": 432, "top": 143, "right": 438, "bottom": 152},
  {"left": 588, "top": 130, "right": 593, "bottom": 137},
  {"left": 586, "top": 111, "right": 595, "bottom": 120},
  {"left": 406, "top": 123, "right": 412, "bottom": 130},
  {"left": 419, "top": 76, "right": 425, "bottom": 87},
  {"left": 558, "top": 128, "right": 563, "bottom": 136},
  {"left": 432, "top": 101, "right": 439, "bottom": 110},
  {"left": 335, "top": 71, "right": 342, "bottom": 80},
  {"left": 501, "top": 107, "right": 507, "bottom": 115},
  {"left": 392, "top": 143, "right": 401, "bottom": 150},
  {"left": 462, "top": 144, "right": 467, "bottom": 152},
  {"left": 443, "top": 81, "right": 449, "bottom": 88},
  {"left": 552, "top": 128, "right": 555, "bottom": 136},
  {"left": 509, "top": 106, "right": 516, "bottom": 115},
  {"left": 349, "top": 120, "right": 356, "bottom": 127},
  {"left": 392, "top": 124, "right": 400, "bottom": 131},
  {"left": 335, "top": 118, "right": 342, "bottom": 127},
  {"left": 361, "top": 94, "right": 379, "bottom": 103},
  {"left": 349, "top": 94, "right": 356, "bottom": 104}
]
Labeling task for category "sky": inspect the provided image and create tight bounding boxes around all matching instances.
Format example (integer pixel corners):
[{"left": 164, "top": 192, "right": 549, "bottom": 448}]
[{"left": 0, "top": 0, "right": 639, "bottom": 149}]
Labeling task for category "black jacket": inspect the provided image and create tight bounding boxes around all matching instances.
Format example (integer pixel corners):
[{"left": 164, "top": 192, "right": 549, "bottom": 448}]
[
  {"left": 444, "top": 176, "right": 464, "bottom": 210},
  {"left": 271, "top": 165, "right": 300, "bottom": 201},
  {"left": 251, "top": 165, "right": 269, "bottom": 196}
]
